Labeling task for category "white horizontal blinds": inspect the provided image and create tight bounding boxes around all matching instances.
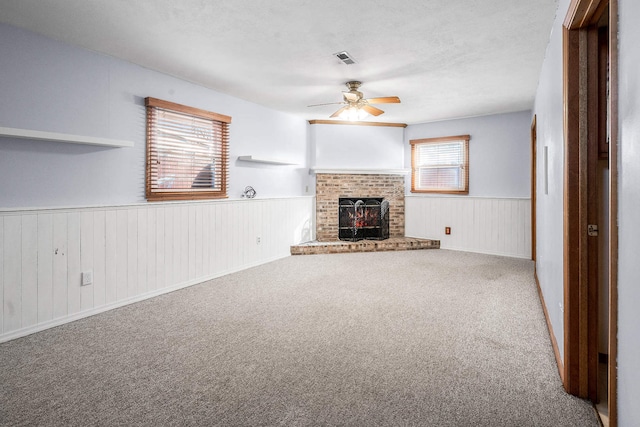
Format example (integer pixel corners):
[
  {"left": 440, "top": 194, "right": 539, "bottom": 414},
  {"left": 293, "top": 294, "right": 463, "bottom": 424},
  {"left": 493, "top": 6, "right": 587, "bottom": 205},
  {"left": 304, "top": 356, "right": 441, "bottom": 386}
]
[
  {"left": 417, "top": 141, "right": 465, "bottom": 190},
  {"left": 410, "top": 135, "right": 469, "bottom": 193},
  {"left": 145, "top": 97, "right": 230, "bottom": 200}
]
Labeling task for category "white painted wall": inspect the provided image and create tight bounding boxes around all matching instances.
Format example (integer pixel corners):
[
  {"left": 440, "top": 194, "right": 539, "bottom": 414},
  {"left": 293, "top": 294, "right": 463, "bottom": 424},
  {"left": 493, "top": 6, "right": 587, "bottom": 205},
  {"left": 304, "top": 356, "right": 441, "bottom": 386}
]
[
  {"left": 310, "top": 124, "right": 405, "bottom": 169},
  {"left": 0, "top": 197, "right": 314, "bottom": 342},
  {"left": 617, "top": 0, "right": 640, "bottom": 424},
  {"left": 0, "top": 23, "right": 309, "bottom": 209},
  {"left": 404, "top": 111, "right": 532, "bottom": 259},
  {"left": 531, "top": 0, "right": 567, "bottom": 363},
  {"left": 405, "top": 111, "right": 532, "bottom": 198}
]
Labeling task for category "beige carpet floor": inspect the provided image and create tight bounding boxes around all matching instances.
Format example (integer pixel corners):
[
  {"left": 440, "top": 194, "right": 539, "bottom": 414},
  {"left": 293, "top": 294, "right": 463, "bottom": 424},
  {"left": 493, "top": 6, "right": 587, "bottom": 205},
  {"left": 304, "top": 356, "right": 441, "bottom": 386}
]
[{"left": 0, "top": 250, "right": 598, "bottom": 426}]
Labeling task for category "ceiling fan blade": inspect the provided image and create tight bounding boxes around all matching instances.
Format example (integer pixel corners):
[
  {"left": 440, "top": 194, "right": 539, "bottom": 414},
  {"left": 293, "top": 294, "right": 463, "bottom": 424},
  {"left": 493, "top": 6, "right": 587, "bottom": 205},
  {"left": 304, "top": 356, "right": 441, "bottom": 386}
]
[
  {"left": 330, "top": 106, "right": 349, "bottom": 118},
  {"left": 364, "top": 96, "right": 401, "bottom": 104},
  {"left": 307, "top": 101, "right": 347, "bottom": 107},
  {"left": 342, "top": 92, "right": 360, "bottom": 102},
  {"left": 362, "top": 105, "right": 385, "bottom": 116}
]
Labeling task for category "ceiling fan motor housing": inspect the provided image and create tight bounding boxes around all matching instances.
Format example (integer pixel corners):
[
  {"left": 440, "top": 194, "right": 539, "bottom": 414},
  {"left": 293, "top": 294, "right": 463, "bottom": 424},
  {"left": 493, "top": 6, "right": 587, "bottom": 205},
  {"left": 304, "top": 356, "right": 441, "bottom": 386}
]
[
  {"left": 346, "top": 81, "right": 362, "bottom": 91},
  {"left": 344, "top": 81, "right": 364, "bottom": 103}
]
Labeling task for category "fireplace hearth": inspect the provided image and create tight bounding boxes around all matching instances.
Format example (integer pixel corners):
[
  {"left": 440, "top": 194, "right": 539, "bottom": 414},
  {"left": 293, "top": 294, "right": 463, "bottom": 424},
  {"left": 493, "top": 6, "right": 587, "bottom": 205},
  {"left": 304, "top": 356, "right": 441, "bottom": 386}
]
[{"left": 339, "top": 197, "right": 390, "bottom": 241}]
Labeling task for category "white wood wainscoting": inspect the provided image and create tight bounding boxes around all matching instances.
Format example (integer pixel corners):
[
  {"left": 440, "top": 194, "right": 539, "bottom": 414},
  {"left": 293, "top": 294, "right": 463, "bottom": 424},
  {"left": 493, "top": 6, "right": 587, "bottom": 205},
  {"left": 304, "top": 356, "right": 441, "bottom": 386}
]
[
  {"left": 405, "top": 196, "right": 531, "bottom": 259},
  {"left": 0, "top": 197, "right": 314, "bottom": 342}
]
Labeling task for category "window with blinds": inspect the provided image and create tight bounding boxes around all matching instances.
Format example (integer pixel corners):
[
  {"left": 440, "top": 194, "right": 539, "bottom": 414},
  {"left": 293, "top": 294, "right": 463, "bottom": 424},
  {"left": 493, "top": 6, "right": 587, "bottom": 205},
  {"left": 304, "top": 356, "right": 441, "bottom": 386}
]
[
  {"left": 410, "top": 135, "right": 470, "bottom": 194},
  {"left": 145, "top": 97, "right": 231, "bottom": 201}
]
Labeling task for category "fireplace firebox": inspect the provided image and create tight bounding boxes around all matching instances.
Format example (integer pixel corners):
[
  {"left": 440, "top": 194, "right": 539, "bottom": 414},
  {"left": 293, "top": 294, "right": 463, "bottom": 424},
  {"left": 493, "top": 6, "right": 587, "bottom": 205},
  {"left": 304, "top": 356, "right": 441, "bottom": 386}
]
[{"left": 338, "top": 198, "right": 390, "bottom": 241}]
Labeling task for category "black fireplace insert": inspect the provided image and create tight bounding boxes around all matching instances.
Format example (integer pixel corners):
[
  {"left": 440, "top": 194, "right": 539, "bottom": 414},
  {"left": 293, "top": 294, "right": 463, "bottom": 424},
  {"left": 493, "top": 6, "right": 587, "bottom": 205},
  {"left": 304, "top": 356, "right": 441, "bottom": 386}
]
[{"left": 338, "top": 197, "right": 390, "bottom": 241}]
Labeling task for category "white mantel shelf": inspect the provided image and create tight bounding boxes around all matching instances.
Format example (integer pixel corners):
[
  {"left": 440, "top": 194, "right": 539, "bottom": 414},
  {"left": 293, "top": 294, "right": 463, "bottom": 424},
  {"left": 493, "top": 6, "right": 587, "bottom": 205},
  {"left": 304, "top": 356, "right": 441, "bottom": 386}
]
[
  {"left": 310, "top": 168, "right": 410, "bottom": 175},
  {"left": 0, "top": 126, "right": 134, "bottom": 148}
]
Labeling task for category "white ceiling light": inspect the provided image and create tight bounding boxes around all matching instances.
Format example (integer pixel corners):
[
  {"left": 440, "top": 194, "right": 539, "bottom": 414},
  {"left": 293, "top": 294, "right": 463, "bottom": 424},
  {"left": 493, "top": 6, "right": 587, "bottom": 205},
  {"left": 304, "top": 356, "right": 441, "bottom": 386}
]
[{"left": 339, "top": 105, "right": 370, "bottom": 121}]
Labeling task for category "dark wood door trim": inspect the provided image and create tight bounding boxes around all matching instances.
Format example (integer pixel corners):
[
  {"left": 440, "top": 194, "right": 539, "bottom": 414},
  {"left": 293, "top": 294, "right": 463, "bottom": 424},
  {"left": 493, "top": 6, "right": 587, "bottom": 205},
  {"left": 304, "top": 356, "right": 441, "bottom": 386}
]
[
  {"left": 531, "top": 115, "right": 537, "bottom": 262},
  {"left": 607, "top": 1, "right": 619, "bottom": 424},
  {"left": 563, "top": 1, "right": 618, "bottom": 424},
  {"left": 562, "top": 22, "right": 586, "bottom": 397}
]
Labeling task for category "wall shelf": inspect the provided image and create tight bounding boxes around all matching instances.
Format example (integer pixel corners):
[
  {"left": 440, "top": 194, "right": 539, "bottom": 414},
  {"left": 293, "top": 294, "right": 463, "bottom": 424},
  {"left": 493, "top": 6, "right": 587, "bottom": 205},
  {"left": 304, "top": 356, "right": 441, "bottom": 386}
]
[
  {"left": 0, "top": 126, "right": 134, "bottom": 148},
  {"left": 237, "top": 155, "right": 297, "bottom": 165}
]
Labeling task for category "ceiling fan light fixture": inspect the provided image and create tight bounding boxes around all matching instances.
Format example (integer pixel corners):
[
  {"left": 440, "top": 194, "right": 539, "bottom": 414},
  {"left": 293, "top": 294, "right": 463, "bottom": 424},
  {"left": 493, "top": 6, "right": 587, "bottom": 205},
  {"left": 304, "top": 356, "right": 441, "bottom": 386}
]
[
  {"left": 308, "top": 81, "right": 399, "bottom": 119},
  {"left": 339, "top": 105, "right": 369, "bottom": 121}
]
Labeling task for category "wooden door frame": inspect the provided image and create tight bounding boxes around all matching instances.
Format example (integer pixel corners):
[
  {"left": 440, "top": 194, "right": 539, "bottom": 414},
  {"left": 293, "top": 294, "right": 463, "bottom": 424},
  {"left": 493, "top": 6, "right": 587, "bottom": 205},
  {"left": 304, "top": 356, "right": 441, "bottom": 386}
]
[
  {"left": 531, "top": 115, "right": 537, "bottom": 262},
  {"left": 562, "top": 0, "right": 618, "bottom": 424}
]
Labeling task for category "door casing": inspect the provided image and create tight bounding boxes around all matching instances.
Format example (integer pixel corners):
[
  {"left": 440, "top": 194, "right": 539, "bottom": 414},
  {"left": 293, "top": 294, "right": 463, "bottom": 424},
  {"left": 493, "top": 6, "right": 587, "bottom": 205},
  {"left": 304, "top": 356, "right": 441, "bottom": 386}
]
[{"left": 562, "top": 0, "right": 618, "bottom": 425}]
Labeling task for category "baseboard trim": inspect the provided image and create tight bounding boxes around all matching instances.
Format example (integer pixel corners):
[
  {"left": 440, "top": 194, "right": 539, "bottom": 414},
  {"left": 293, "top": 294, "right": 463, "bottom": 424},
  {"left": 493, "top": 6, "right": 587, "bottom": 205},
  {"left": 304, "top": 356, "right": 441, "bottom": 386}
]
[
  {"left": 534, "top": 267, "right": 565, "bottom": 382},
  {"left": 0, "top": 253, "right": 289, "bottom": 343}
]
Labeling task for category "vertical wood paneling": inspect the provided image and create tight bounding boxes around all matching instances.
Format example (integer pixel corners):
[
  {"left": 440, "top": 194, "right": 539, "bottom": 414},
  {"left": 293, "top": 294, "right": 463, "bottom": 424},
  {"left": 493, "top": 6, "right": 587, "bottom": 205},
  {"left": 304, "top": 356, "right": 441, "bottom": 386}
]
[
  {"left": 37, "top": 214, "right": 53, "bottom": 323},
  {"left": 21, "top": 215, "right": 38, "bottom": 328},
  {"left": 0, "top": 216, "right": 3, "bottom": 333},
  {"left": 490, "top": 199, "right": 500, "bottom": 254},
  {"left": 165, "top": 207, "right": 175, "bottom": 287},
  {"left": 156, "top": 207, "right": 165, "bottom": 290},
  {"left": 116, "top": 209, "right": 128, "bottom": 300},
  {"left": 524, "top": 201, "right": 532, "bottom": 257},
  {"left": 211, "top": 204, "right": 218, "bottom": 274},
  {"left": 213, "top": 204, "right": 223, "bottom": 273},
  {"left": 263, "top": 201, "right": 274, "bottom": 257},
  {"left": 229, "top": 203, "right": 239, "bottom": 271},
  {"left": 405, "top": 196, "right": 531, "bottom": 258},
  {"left": 239, "top": 203, "right": 247, "bottom": 267},
  {"left": 93, "top": 211, "right": 106, "bottom": 307},
  {"left": 67, "top": 212, "right": 81, "bottom": 315},
  {"left": 4, "top": 216, "right": 22, "bottom": 332},
  {"left": 180, "top": 206, "right": 188, "bottom": 283},
  {"left": 241, "top": 202, "right": 250, "bottom": 259},
  {"left": 1, "top": 197, "right": 315, "bottom": 341},
  {"left": 476, "top": 199, "right": 484, "bottom": 253},
  {"left": 202, "top": 205, "right": 211, "bottom": 277},
  {"left": 215, "top": 204, "right": 226, "bottom": 273},
  {"left": 126, "top": 209, "right": 138, "bottom": 297},
  {"left": 253, "top": 201, "right": 263, "bottom": 264},
  {"left": 195, "top": 205, "right": 203, "bottom": 279},
  {"left": 137, "top": 208, "right": 148, "bottom": 294},
  {"left": 80, "top": 211, "right": 94, "bottom": 312},
  {"left": 188, "top": 205, "right": 196, "bottom": 280},
  {"left": 105, "top": 210, "right": 117, "bottom": 304},
  {"left": 52, "top": 213, "right": 68, "bottom": 319},
  {"left": 499, "top": 200, "right": 508, "bottom": 255},
  {"left": 146, "top": 208, "right": 157, "bottom": 292}
]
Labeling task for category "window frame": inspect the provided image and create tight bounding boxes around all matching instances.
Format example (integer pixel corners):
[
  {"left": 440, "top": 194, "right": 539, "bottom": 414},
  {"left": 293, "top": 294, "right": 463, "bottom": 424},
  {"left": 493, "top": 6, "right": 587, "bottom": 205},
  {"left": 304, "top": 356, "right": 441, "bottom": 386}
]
[
  {"left": 145, "top": 97, "right": 231, "bottom": 201},
  {"left": 410, "top": 134, "right": 470, "bottom": 194}
]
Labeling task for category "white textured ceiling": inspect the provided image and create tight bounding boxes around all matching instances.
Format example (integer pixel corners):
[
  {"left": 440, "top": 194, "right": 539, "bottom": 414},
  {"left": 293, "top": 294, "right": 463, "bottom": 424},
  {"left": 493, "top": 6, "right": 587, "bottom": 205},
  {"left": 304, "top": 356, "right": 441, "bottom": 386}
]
[{"left": 0, "top": 0, "right": 558, "bottom": 124}]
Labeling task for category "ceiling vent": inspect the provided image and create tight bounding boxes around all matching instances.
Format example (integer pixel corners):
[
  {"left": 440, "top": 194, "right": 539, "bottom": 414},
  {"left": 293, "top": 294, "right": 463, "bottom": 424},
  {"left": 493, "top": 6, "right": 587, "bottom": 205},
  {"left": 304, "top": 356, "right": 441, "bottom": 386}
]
[{"left": 334, "top": 51, "right": 357, "bottom": 65}]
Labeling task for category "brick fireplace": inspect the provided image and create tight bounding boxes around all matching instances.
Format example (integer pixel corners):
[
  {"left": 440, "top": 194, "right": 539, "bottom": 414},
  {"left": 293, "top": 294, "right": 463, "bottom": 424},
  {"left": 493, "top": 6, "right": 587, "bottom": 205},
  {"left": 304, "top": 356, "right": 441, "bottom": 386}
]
[{"left": 315, "top": 172, "right": 405, "bottom": 242}]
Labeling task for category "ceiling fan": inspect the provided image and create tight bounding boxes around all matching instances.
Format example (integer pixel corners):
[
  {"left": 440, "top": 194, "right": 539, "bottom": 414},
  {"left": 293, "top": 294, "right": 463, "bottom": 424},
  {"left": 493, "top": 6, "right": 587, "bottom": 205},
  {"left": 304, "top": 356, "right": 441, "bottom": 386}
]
[{"left": 308, "top": 81, "right": 401, "bottom": 119}]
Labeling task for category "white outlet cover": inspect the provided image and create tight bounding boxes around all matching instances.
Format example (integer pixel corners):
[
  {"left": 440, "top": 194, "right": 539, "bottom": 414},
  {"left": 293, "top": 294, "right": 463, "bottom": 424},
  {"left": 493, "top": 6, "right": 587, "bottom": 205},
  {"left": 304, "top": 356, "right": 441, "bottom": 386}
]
[{"left": 81, "top": 271, "right": 93, "bottom": 286}]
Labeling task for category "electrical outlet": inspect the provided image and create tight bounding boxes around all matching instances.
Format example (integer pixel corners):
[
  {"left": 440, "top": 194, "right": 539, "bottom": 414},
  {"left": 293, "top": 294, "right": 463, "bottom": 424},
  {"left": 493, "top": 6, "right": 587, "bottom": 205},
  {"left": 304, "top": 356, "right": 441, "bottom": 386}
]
[
  {"left": 81, "top": 271, "right": 93, "bottom": 286},
  {"left": 256, "top": 237, "right": 261, "bottom": 245},
  {"left": 445, "top": 227, "right": 451, "bottom": 235}
]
